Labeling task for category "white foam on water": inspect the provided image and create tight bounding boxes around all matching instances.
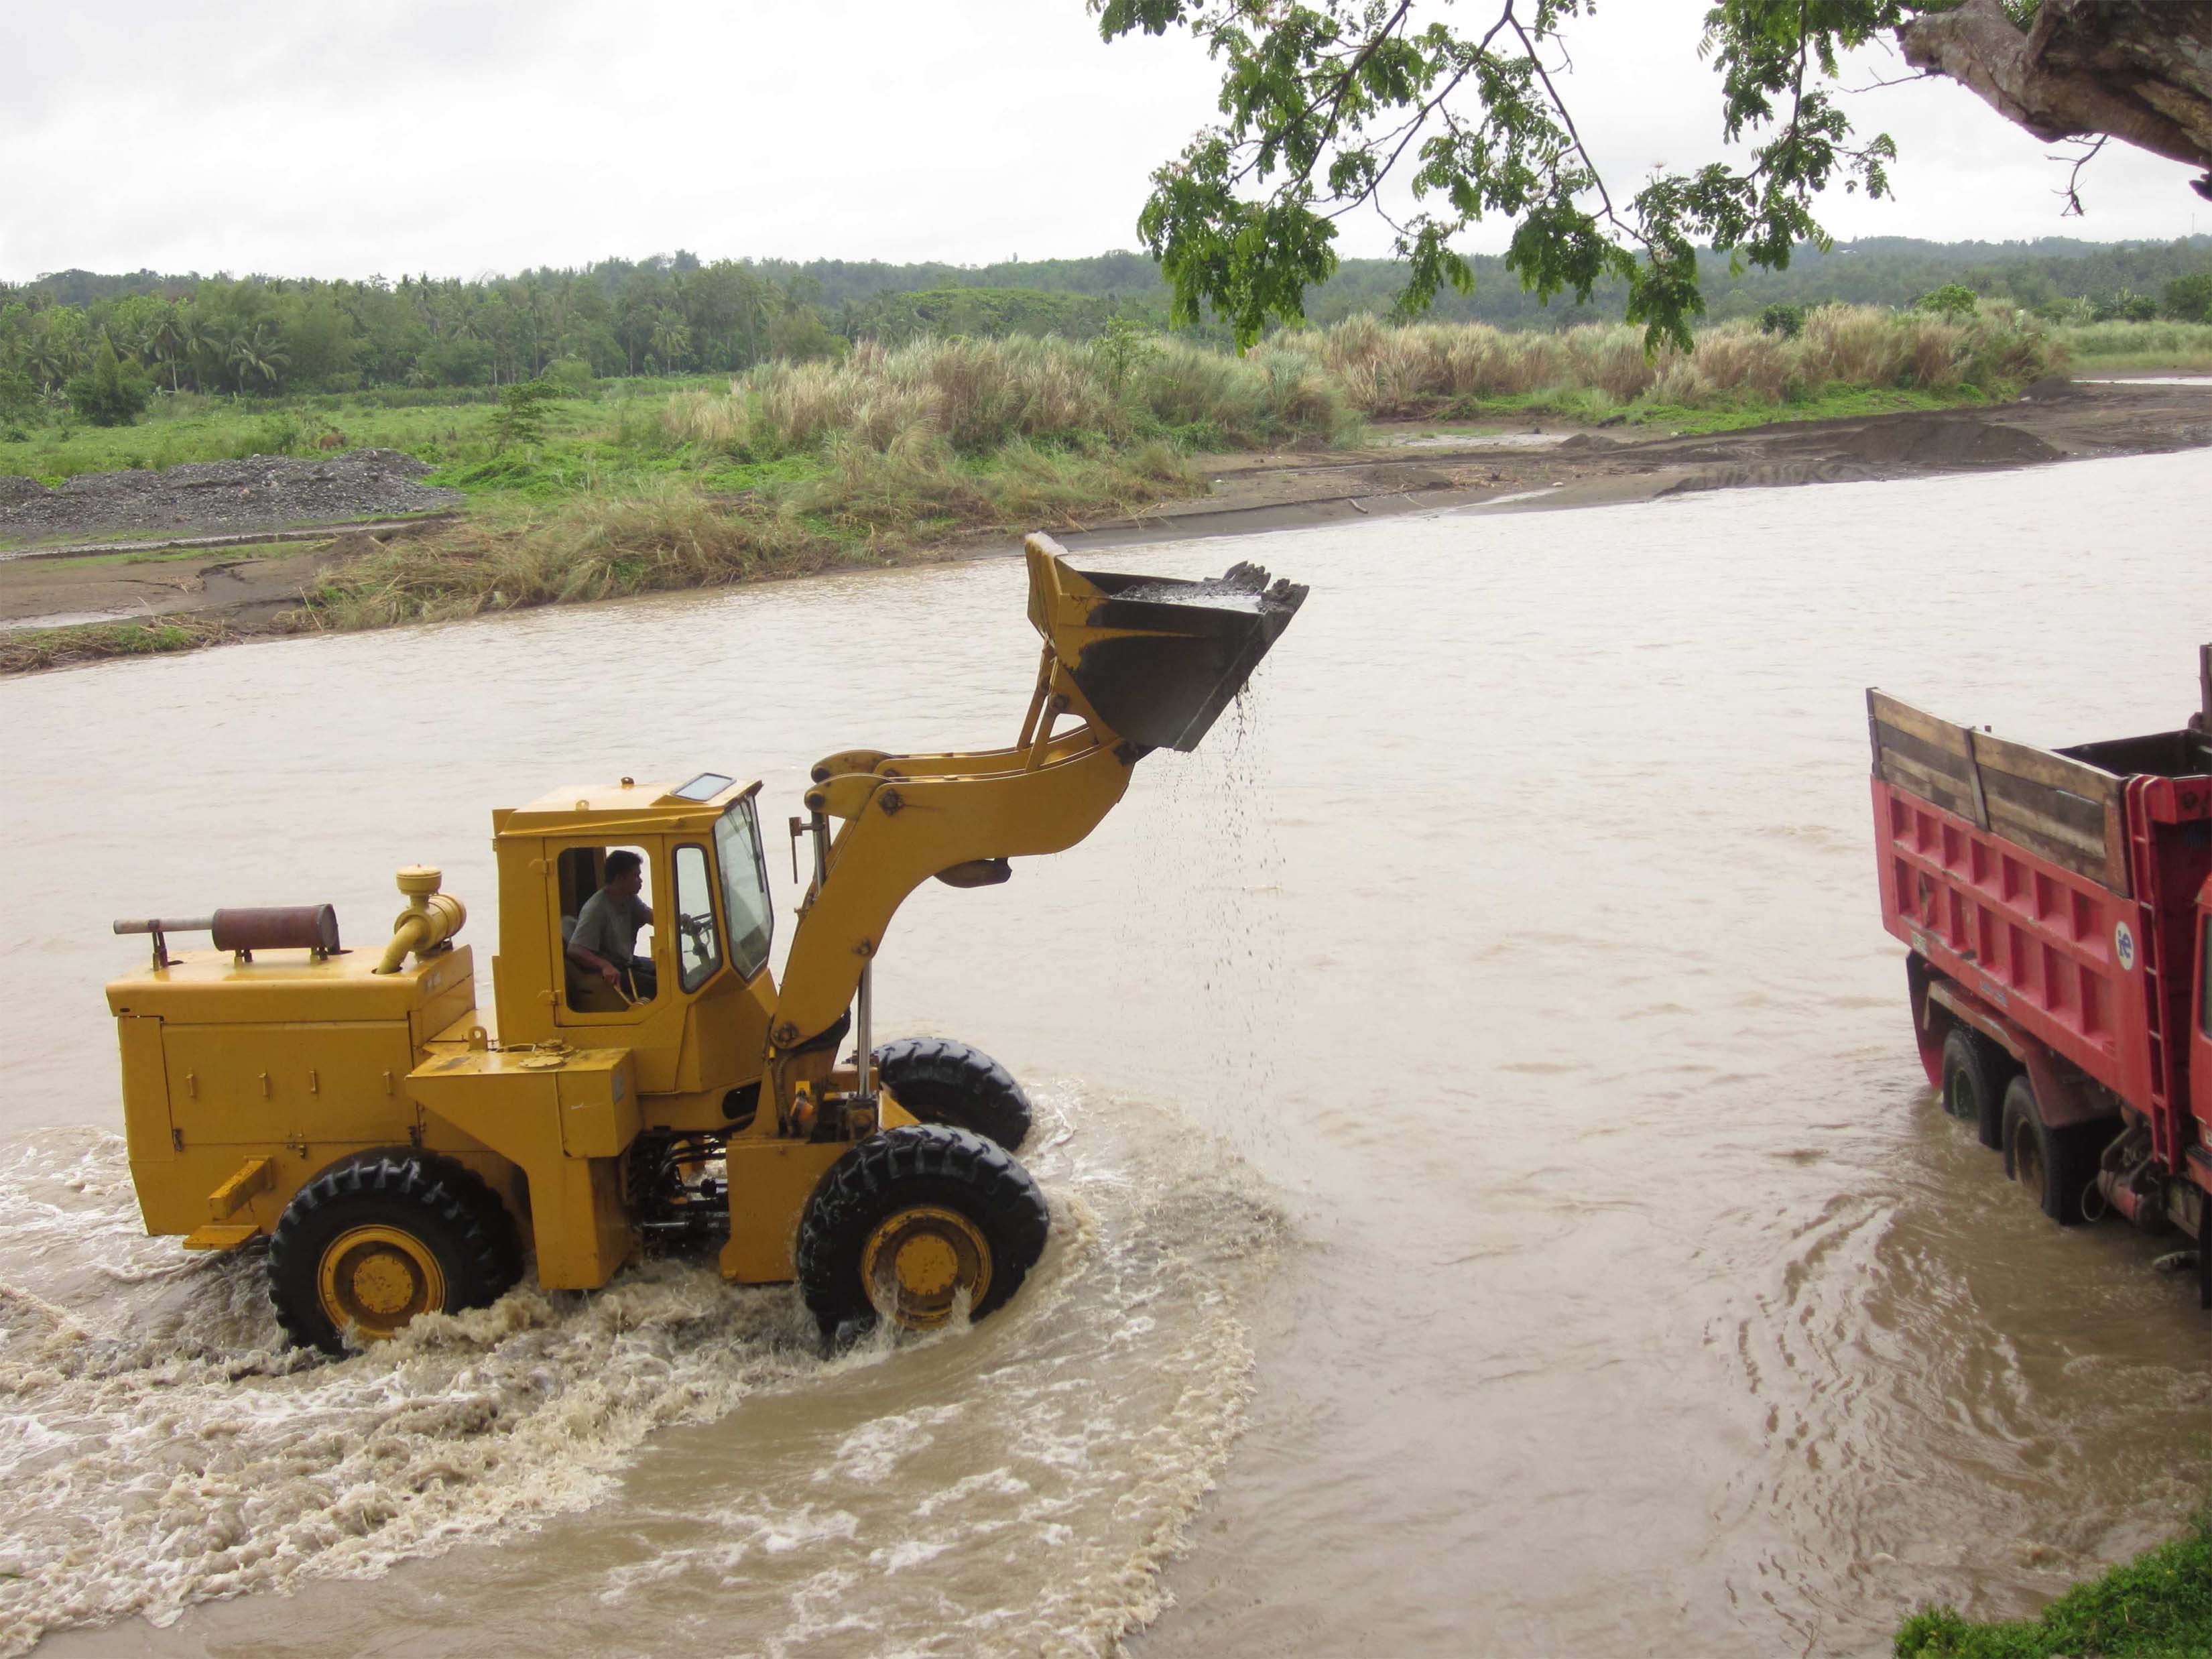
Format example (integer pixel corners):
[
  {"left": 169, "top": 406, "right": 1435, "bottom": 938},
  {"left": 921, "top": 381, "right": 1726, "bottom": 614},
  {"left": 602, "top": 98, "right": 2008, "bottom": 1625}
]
[
  {"left": 0, "top": 1087, "right": 1280, "bottom": 1657},
  {"left": 576, "top": 1087, "right": 1282, "bottom": 1658}
]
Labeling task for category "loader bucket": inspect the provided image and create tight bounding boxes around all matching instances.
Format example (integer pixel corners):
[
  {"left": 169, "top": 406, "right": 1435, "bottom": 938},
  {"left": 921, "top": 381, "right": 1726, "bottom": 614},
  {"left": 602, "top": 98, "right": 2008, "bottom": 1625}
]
[{"left": 1025, "top": 534, "right": 1308, "bottom": 752}]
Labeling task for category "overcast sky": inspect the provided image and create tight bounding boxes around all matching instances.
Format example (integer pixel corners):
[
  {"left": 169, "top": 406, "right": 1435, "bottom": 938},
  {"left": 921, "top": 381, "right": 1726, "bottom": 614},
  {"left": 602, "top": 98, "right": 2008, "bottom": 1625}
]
[{"left": 7, "top": 0, "right": 2205, "bottom": 283}]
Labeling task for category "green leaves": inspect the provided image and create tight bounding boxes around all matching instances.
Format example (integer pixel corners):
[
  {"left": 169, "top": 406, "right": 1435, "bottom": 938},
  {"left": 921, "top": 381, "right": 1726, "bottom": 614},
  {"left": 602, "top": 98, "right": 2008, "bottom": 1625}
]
[{"left": 1101, "top": 0, "right": 1910, "bottom": 353}]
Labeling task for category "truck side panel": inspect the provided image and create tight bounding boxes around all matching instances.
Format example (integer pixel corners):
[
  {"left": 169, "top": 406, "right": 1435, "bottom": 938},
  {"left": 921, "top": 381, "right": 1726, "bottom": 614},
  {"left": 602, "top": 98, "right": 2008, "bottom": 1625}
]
[{"left": 1873, "top": 775, "right": 2150, "bottom": 1107}]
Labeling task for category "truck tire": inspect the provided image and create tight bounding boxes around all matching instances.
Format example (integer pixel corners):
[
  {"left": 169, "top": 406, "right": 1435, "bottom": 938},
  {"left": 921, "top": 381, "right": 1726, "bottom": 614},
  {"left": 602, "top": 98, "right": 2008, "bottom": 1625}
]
[
  {"left": 796, "top": 1125, "right": 1049, "bottom": 1341},
  {"left": 1940, "top": 1026, "right": 2008, "bottom": 1151},
  {"left": 269, "top": 1151, "right": 523, "bottom": 1355},
  {"left": 872, "top": 1036, "right": 1033, "bottom": 1152},
  {"left": 1999, "top": 1078, "right": 2103, "bottom": 1227}
]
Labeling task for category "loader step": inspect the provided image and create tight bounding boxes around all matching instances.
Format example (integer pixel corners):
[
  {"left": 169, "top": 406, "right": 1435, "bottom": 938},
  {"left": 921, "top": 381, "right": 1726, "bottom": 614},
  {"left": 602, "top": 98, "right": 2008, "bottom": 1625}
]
[{"left": 182, "top": 1222, "right": 259, "bottom": 1251}]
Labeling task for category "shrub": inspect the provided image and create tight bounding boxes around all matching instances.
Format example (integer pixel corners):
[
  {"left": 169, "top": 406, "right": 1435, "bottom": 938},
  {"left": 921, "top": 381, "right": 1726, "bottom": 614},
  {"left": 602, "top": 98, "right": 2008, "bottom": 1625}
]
[
  {"left": 1759, "top": 304, "right": 1806, "bottom": 339},
  {"left": 2162, "top": 273, "right": 2212, "bottom": 323},
  {"left": 1914, "top": 284, "right": 1980, "bottom": 320},
  {"left": 2091, "top": 290, "right": 2160, "bottom": 323},
  {"left": 64, "top": 343, "right": 152, "bottom": 427},
  {"left": 491, "top": 379, "right": 561, "bottom": 450},
  {"left": 544, "top": 357, "right": 596, "bottom": 395}
]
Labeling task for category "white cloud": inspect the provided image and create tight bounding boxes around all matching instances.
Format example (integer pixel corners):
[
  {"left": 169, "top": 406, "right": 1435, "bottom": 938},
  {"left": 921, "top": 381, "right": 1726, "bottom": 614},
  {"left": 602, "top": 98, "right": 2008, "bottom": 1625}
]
[{"left": 2, "top": 0, "right": 2201, "bottom": 282}]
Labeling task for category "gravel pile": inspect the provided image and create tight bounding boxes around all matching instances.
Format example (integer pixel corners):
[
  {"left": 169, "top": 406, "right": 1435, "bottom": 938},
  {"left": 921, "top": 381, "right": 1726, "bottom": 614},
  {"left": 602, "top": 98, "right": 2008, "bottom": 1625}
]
[{"left": 0, "top": 449, "right": 463, "bottom": 543}]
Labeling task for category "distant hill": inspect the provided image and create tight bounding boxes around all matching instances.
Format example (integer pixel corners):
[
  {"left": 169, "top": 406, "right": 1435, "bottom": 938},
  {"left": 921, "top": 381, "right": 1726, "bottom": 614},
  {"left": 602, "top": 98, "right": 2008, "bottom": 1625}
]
[{"left": 19, "top": 235, "right": 2212, "bottom": 333}]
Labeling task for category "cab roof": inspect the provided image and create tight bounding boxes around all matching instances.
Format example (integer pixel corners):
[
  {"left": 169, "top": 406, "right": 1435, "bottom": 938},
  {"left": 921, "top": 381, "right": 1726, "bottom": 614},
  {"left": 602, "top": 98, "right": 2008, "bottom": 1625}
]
[{"left": 492, "top": 773, "right": 760, "bottom": 839}]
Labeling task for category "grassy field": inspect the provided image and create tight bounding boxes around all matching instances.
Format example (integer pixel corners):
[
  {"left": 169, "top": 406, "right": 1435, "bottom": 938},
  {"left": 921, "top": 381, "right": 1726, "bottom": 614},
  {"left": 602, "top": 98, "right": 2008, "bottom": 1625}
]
[
  {"left": 2052, "top": 318, "right": 2212, "bottom": 374},
  {"left": 0, "top": 375, "right": 722, "bottom": 491},
  {"left": 1895, "top": 1505, "right": 2212, "bottom": 1659},
  {"left": 13, "top": 304, "right": 2196, "bottom": 670}
]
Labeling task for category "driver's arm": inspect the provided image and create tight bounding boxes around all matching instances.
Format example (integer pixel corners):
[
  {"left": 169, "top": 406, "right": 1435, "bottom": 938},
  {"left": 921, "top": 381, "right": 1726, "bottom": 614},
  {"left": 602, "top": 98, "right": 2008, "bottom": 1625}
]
[{"left": 565, "top": 908, "right": 621, "bottom": 984}]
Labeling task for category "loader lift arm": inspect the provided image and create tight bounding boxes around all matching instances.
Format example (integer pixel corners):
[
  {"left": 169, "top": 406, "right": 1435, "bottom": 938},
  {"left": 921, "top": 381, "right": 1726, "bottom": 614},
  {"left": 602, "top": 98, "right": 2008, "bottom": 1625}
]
[{"left": 767, "top": 533, "right": 1307, "bottom": 1056}]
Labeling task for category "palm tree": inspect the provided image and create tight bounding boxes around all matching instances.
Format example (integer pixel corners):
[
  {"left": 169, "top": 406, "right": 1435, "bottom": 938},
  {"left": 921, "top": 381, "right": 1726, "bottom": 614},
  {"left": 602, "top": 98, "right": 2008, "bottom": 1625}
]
[
  {"left": 176, "top": 311, "right": 210, "bottom": 392},
  {"left": 649, "top": 310, "right": 691, "bottom": 375},
  {"left": 143, "top": 309, "right": 186, "bottom": 391},
  {"left": 24, "top": 335, "right": 68, "bottom": 392},
  {"left": 227, "top": 322, "right": 288, "bottom": 394}
]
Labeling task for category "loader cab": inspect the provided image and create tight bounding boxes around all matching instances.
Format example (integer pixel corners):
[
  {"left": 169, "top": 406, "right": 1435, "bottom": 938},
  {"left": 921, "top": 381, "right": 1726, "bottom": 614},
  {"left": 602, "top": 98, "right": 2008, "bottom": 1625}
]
[{"left": 491, "top": 776, "right": 779, "bottom": 1110}]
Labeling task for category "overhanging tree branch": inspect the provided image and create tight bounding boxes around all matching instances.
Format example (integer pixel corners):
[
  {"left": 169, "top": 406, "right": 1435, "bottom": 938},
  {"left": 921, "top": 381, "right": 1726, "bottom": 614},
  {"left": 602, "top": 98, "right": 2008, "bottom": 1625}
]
[{"left": 1099, "top": 0, "right": 2212, "bottom": 350}]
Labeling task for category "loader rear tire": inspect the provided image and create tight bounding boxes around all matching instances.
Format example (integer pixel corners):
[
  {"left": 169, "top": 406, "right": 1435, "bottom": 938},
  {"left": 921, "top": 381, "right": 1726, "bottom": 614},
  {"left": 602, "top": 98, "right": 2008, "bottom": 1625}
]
[
  {"left": 1940, "top": 1026, "right": 2007, "bottom": 1152},
  {"left": 269, "top": 1151, "right": 522, "bottom": 1356},
  {"left": 796, "top": 1125, "right": 1049, "bottom": 1341},
  {"left": 2000, "top": 1078, "right": 2106, "bottom": 1227},
  {"left": 871, "top": 1037, "right": 1033, "bottom": 1151}
]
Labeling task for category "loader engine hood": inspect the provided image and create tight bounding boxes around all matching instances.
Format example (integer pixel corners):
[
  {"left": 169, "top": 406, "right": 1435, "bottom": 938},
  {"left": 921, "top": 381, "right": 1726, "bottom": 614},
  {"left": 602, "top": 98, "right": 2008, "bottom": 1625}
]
[{"left": 1024, "top": 535, "right": 1308, "bottom": 753}]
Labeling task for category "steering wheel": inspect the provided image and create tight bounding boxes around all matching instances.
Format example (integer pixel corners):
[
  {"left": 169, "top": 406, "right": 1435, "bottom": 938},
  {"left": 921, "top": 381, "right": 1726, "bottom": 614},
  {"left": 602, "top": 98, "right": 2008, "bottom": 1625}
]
[{"left": 676, "top": 912, "right": 715, "bottom": 969}]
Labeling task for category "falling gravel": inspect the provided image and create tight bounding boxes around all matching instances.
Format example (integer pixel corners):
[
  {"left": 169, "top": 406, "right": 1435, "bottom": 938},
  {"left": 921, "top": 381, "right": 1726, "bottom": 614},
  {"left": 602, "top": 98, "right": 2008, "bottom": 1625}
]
[{"left": 0, "top": 450, "right": 463, "bottom": 544}]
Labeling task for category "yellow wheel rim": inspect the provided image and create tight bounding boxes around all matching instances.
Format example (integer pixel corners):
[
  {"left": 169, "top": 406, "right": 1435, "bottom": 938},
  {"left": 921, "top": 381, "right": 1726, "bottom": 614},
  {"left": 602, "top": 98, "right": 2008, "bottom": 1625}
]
[
  {"left": 861, "top": 1205, "right": 991, "bottom": 1331},
  {"left": 316, "top": 1224, "right": 446, "bottom": 1341}
]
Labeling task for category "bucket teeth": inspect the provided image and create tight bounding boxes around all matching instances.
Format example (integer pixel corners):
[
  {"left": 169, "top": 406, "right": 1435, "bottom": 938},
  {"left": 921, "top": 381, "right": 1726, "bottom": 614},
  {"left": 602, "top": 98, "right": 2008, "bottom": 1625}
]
[{"left": 1024, "top": 534, "right": 1308, "bottom": 753}]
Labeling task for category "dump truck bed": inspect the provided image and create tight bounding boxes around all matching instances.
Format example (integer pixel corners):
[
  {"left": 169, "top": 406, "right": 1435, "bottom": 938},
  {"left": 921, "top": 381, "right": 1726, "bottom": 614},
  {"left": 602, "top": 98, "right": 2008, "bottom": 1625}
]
[{"left": 1868, "top": 689, "right": 2212, "bottom": 1122}]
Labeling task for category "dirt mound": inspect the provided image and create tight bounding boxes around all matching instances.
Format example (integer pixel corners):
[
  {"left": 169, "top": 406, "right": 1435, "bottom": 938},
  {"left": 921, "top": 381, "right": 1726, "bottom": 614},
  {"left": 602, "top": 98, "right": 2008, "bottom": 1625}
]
[
  {"left": 0, "top": 449, "right": 463, "bottom": 545},
  {"left": 1837, "top": 418, "right": 2061, "bottom": 469}
]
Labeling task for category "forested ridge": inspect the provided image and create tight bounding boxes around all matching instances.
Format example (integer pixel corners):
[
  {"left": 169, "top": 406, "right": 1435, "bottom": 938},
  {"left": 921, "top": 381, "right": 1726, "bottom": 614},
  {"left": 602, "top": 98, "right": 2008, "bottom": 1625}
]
[{"left": 4, "top": 235, "right": 2209, "bottom": 411}]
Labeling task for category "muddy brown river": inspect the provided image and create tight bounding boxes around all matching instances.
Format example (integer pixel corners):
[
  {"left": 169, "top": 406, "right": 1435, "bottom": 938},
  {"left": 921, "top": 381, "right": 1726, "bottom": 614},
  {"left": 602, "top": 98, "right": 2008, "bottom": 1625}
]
[{"left": 2, "top": 452, "right": 2207, "bottom": 1657}]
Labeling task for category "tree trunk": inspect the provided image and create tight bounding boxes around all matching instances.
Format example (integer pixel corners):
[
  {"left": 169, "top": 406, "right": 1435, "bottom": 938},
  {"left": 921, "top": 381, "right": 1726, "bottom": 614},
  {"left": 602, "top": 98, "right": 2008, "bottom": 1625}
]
[{"left": 1899, "top": 0, "right": 2212, "bottom": 192}]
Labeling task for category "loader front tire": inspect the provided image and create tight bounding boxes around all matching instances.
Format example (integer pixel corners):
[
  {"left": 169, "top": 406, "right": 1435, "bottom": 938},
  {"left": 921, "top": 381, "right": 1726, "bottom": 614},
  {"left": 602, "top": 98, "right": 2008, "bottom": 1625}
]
[
  {"left": 269, "top": 1151, "right": 522, "bottom": 1355},
  {"left": 872, "top": 1037, "right": 1034, "bottom": 1151},
  {"left": 796, "top": 1125, "right": 1049, "bottom": 1341}
]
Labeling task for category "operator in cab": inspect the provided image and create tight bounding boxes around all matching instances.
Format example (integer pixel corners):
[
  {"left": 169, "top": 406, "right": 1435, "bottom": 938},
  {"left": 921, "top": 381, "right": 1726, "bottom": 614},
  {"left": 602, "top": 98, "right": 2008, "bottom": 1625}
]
[{"left": 566, "top": 849, "right": 656, "bottom": 1000}]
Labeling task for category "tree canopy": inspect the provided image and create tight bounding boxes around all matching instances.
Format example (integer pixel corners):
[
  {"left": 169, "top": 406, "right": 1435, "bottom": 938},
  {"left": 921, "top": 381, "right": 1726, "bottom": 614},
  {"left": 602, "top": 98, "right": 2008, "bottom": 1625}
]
[{"left": 1097, "top": 0, "right": 2212, "bottom": 349}]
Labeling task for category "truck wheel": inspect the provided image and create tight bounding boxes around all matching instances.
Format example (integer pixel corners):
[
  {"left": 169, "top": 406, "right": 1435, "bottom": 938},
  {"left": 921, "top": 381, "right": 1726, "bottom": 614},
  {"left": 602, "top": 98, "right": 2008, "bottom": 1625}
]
[
  {"left": 1999, "top": 1078, "right": 2102, "bottom": 1227},
  {"left": 1940, "top": 1027, "right": 2007, "bottom": 1151},
  {"left": 872, "top": 1036, "right": 1033, "bottom": 1152},
  {"left": 269, "top": 1152, "right": 523, "bottom": 1355},
  {"left": 796, "top": 1125, "right": 1049, "bottom": 1340}
]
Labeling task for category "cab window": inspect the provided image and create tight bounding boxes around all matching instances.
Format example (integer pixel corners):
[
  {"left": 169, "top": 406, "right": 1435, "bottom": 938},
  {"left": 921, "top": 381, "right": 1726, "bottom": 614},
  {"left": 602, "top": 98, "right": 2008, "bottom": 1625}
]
[
  {"left": 715, "top": 801, "right": 774, "bottom": 979},
  {"left": 674, "top": 843, "right": 723, "bottom": 992},
  {"left": 558, "top": 844, "right": 657, "bottom": 1011}
]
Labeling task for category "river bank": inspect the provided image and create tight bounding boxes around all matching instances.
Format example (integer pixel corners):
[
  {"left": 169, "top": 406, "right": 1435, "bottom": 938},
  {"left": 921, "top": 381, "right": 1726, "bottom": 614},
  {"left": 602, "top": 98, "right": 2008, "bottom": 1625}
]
[{"left": 6, "top": 374, "right": 2209, "bottom": 675}]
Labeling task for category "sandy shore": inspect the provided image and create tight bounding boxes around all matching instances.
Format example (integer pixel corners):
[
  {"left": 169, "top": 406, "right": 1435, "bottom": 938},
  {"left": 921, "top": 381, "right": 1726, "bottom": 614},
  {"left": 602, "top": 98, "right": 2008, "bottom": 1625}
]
[{"left": 5, "top": 376, "right": 2207, "bottom": 664}]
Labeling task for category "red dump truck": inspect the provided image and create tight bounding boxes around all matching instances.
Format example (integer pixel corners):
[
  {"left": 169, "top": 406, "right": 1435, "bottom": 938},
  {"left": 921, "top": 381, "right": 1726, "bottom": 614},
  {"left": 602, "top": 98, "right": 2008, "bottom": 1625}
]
[{"left": 1869, "top": 648, "right": 2212, "bottom": 1306}]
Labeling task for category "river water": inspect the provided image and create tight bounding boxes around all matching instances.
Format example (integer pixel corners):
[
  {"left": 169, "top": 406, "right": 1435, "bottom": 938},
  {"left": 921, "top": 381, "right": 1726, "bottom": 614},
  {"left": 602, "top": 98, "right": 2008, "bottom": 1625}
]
[{"left": 1, "top": 451, "right": 2206, "bottom": 1657}]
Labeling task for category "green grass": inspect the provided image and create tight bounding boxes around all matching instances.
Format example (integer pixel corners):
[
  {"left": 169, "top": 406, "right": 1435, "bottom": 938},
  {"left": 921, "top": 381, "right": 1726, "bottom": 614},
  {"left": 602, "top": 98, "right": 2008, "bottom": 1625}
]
[
  {"left": 1412, "top": 383, "right": 1982, "bottom": 434},
  {"left": 0, "top": 376, "right": 735, "bottom": 489},
  {"left": 1636, "top": 385, "right": 1985, "bottom": 434},
  {"left": 2053, "top": 319, "right": 2212, "bottom": 369},
  {"left": 1896, "top": 1506, "right": 2212, "bottom": 1659},
  {"left": 0, "top": 615, "right": 248, "bottom": 674}
]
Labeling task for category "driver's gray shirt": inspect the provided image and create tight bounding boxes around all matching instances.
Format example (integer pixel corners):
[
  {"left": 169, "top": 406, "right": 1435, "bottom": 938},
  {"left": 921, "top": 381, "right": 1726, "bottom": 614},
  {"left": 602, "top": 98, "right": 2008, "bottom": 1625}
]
[{"left": 571, "top": 889, "right": 650, "bottom": 965}]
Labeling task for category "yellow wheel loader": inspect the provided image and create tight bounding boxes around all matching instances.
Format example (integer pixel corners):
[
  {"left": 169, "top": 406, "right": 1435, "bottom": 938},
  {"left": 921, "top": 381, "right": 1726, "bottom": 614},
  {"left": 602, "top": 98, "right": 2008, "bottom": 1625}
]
[{"left": 104, "top": 536, "right": 1306, "bottom": 1353}]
